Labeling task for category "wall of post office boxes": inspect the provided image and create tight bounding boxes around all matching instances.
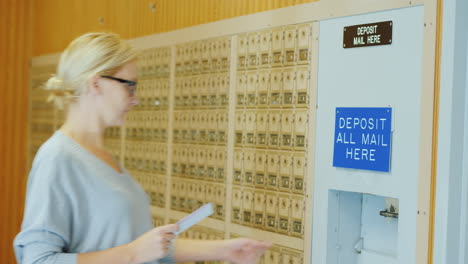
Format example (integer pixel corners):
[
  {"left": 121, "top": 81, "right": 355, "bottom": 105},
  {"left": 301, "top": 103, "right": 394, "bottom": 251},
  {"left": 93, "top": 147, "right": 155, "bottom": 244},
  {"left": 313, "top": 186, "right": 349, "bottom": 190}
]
[{"left": 29, "top": 22, "right": 313, "bottom": 264}]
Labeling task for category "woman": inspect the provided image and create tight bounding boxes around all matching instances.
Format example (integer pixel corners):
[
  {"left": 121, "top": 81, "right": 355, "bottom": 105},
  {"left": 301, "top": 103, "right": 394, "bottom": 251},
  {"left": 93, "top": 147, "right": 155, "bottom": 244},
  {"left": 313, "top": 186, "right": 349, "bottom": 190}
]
[{"left": 14, "top": 32, "right": 271, "bottom": 264}]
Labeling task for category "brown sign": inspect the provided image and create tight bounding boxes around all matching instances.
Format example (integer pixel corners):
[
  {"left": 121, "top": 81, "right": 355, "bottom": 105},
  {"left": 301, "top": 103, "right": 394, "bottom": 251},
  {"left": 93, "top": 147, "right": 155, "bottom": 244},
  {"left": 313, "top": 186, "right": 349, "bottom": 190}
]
[{"left": 343, "top": 21, "right": 393, "bottom": 49}]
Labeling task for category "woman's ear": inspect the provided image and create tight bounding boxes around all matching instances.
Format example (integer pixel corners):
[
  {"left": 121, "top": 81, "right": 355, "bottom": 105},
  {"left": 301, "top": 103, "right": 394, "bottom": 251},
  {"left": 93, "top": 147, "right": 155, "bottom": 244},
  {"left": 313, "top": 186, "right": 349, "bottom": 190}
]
[{"left": 88, "top": 75, "right": 102, "bottom": 96}]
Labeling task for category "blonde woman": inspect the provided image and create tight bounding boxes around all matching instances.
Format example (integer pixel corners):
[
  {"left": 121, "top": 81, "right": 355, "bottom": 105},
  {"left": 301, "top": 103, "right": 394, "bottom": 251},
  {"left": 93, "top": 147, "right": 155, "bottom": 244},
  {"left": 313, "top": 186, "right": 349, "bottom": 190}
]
[{"left": 14, "top": 33, "right": 271, "bottom": 264}]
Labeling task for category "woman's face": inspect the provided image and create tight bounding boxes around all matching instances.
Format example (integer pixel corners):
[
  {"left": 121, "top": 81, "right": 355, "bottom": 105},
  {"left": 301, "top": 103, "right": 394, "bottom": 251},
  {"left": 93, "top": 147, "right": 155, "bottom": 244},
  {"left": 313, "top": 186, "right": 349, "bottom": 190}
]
[{"left": 98, "top": 61, "right": 139, "bottom": 127}]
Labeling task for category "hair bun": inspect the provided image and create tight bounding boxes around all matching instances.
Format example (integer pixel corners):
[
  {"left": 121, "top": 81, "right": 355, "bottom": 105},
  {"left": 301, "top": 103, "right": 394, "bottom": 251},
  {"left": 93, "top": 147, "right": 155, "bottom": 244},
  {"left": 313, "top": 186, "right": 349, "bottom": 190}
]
[
  {"left": 44, "top": 75, "right": 64, "bottom": 90},
  {"left": 43, "top": 75, "right": 73, "bottom": 109}
]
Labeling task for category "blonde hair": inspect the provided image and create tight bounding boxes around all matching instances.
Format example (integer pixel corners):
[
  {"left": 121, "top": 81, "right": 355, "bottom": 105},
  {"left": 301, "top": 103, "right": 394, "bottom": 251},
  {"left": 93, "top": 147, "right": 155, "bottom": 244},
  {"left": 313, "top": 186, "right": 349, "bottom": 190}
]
[{"left": 44, "top": 32, "right": 138, "bottom": 109}]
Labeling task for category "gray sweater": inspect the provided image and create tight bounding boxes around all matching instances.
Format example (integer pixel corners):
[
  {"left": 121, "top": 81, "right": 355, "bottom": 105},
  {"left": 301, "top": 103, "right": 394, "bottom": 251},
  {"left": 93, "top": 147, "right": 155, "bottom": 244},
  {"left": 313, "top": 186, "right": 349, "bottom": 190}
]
[{"left": 14, "top": 131, "right": 174, "bottom": 264}]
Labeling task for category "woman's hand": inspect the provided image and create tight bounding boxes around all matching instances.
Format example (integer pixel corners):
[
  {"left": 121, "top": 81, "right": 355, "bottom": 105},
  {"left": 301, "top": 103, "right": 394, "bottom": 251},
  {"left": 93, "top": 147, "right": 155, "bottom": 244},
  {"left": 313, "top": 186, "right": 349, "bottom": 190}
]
[
  {"left": 126, "top": 224, "right": 178, "bottom": 264},
  {"left": 222, "top": 238, "right": 272, "bottom": 264}
]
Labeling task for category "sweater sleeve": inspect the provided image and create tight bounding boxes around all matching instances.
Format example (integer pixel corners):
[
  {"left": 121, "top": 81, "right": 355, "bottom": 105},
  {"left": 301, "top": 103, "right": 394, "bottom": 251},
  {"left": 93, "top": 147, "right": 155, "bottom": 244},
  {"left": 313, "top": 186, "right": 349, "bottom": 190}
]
[{"left": 14, "top": 155, "right": 77, "bottom": 264}]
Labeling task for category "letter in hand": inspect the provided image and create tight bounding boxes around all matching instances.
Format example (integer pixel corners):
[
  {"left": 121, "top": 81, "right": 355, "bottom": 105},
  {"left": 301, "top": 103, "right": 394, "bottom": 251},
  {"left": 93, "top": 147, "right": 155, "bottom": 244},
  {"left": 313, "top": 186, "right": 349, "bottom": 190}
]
[
  {"left": 223, "top": 238, "right": 272, "bottom": 264},
  {"left": 128, "top": 224, "right": 179, "bottom": 264}
]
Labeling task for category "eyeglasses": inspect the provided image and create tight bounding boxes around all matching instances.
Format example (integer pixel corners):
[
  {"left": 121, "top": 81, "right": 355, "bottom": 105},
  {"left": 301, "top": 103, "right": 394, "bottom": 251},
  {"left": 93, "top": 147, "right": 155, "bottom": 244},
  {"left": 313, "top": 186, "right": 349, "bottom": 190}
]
[{"left": 100, "top": 75, "right": 137, "bottom": 96}]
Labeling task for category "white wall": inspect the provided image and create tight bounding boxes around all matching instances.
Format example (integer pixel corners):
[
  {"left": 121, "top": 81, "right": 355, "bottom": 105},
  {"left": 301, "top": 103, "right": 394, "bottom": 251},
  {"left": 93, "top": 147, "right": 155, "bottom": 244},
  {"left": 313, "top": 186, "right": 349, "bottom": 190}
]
[{"left": 433, "top": 0, "right": 468, "bottom": 262}]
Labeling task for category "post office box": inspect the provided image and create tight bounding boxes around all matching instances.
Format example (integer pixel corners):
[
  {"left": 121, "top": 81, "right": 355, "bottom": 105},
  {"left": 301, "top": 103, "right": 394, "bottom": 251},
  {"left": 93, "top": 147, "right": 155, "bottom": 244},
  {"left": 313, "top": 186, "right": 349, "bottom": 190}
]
[
  {"left": 158, "top": 112, "right": 167, "bottom": 141},
  {"left": 255, "top": 150, "right": 267, "bottom": 188},
  {"left": 205, "top": 183, "right": 216, "bottom": 204},
  {"left": 188, "top": 148, "right": 198, "bottom": 179},
  {"left": 199, "top": 75, "right": 210, "bottom": 107},
  {"left": 257, "top": 70, "right": 270, "bottom": 107},
  {"left": 243, "top": 149, "right": 256, "bottom": 186},
  {"left": 233, "top": 149, "right": 244, "bottom": 185},
  {"left": 191, "top": 43, "right": 200, "bottom": 74},
  {"left": 215, "top": 147, "right": 226, "bottom": 182},
  {"left": 237, "top": 34, "right": 248, "bottom": 69},
  {"left": 214, "top": 184, "right": 225, "bottom": 219},
  {"left": 158, "top": 178, "right": 166, "bottom": 208},
  {"left": 137, "top": 80, "right": 147, "bottom": 98},
  {"left": 247, "top": 32, "right": 259, "bottom": 69},
  {"left": 206, "top": 147, "right": 216, "bottom": 181},
  {"left": 219, "top": 37, "right": 231, "bottom": 72},
  {"left": 246, "top": 71, "right": 258, "bottom": 107},
  {"left": 284, "top": 26, "right": 297, "bottom": 65},
  {"left": 186, "top": 229, "right": 195, "bottom": 239},
  {"left": 187, "top": 181, "right": 197, "bottom": 211},
  {"left": 282, "top": 249, "right": 303, "bottom": 264},
  {"left": 174, "top": 79, "right": 183, "bottom": 108},
  {"left": 188, "top": 111, "right": 199, "bottom": 144},
  {"left": 193, "top": 229, "right": 202, "bottom": 240},
  {"left": 199, "top": 111, "right": 208, "bottom": 142},
  {"left": 271, "top": 28, "right": 284, "bottom": 66},
  {"left": 235, "top": 111, "right": 245, "bottom": 146},
  {"left": 161, "top": 147, "right": 167, "bottom": 171},
  {"left": 196, "top": 183, "right": 206, "bottom": 208},
  {"left": 189, "top": 77, "right": 200, "bottom": 107},
  {"left": 264, "top": 247, "right": 282, "bottom": 264},
  {"left": 218, "top": 74, "right": 229, "bottom": 107},
  {"left": 180, "top": 112, "right": 190, "bottom": 143},
  {"left": 146, "top": 49, "right": 155, "bottom": 77},
  {"left": 253, "top": 191, "right": 266, "bottom": 228},
  {"left": 270, "top": 69, "right": 283, "bottom": 107},
  {"left": 279, "top": 152, "right": 293, "bottom": 191},
  {"left": 161, "top": 80, "right": 170, "bottom": 108},
  {"left": 170, "top": 180, "right": 179, "bottom": 210},
  {"left": 278, "top": 194, "right": 291, "bottom": 234},
  {"left": 208, "top": 230, "right": 217, "bottom": 241},
  {"left": 206, "top": 74, "right": 220, "bottom": 108},
  {"left": 291, "top": 195, "right": 305, "bottom": 237},
  {"left": 197, "top": 147, "right": 207, "bottom": 180},
  {"left": 178, "top": 44, "right": 191, "bottom": 72},
  {"left": 265, "top": 192, "right": 278, "bottom": 231},
  {"left": 268, "top": 110, "right": 281, "bottom": 147},
  {"left": 256, "top": 111, "right": 268, "bottom": 147},
  {"left": 201, "top": 41, "right": 211, "bottom": 73},
  {"left": 152, "top": 216, "right": 165, "bottom": 228},
  {"left": 182, "top": 78, "right": 192, "bottom": 107},
  {"left": 172, "top": 112, "right": 181, "bottom": 143},
  {"left": 163, "top": 47, "right": 171, "bottom": 65},
  {"left": 295, "top": 66, "right": 310, "bottom": 106},
  {"left": 297, "top": 23, "right": 311, "bottom": 64},
  {"left": 200, "top": 228, "right": 210, "bottom": 240},
  {"left": 217, "top": 111, "right": 228, "bottom": 144},
  {"left": 182, "top": 146, "right": 191, "bottom": 178},
  {"left": 208, "top": 111, "right": 218, "bottom": 143},
  {"left": 259, "top": 30, "right": 272, "bottom": 68},
  {"left": 244, "top": 110, "right": 256, "bottom": 146},
  {"left": 242, "top": 188, "right": 254, "bottom": 225},
  {"left": 280, "top": 110, "right": 294, "bottom": 149},
  {"left": 178, "top": 181, "right": 188, "bottom": 212},
  {"left": 236, "top": 72, "right": 247, "bottom": 107},
  {"left": 210, "top": 40, "right": 219, "bottom": 71},
  {"left": 148, "top": 179, "right": 157, "bottom": 206},
  {"left": 292, "top": 152, "right": 306, "bottom": 194},
  {"left": 282, "top": 68, "right": 296, "bottom": 107},
  {"left": 231, "top": 187, "right": 242, "bottom": 223},
  {"left": 294, "top": 110, "right": 308, "bottom": 150}
]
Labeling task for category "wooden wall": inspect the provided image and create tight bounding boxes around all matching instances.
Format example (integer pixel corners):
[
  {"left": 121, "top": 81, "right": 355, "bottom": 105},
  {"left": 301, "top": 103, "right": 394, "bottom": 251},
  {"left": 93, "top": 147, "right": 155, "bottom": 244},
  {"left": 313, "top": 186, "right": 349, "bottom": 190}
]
[
  {"left": 1, "top": 0, "right": 317, "bottom": 262},
  {"left": 34, "top": 0, "right": 318, "bottom": 56},
  {"left": 0, "top": 0, "right": 32, "bottom": 262}
]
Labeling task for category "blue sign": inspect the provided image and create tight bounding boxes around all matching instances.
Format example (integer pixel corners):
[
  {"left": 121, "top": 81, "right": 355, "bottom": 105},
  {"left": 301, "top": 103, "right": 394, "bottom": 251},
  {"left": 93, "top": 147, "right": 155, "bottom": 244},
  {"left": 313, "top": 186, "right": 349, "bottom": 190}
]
[{"left": 333, "top": 107, "right": 392, "bottom": 172}]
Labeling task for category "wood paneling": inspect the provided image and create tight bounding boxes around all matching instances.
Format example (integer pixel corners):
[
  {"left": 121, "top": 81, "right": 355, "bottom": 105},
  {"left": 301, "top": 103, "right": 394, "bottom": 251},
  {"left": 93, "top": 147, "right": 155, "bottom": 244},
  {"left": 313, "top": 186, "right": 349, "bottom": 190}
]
[
  {"left": 32, "top": 0, "right": 318, "bottom": 56},
  {"left": 0, "top": 0, "right": 32, "bottom": 262}
]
